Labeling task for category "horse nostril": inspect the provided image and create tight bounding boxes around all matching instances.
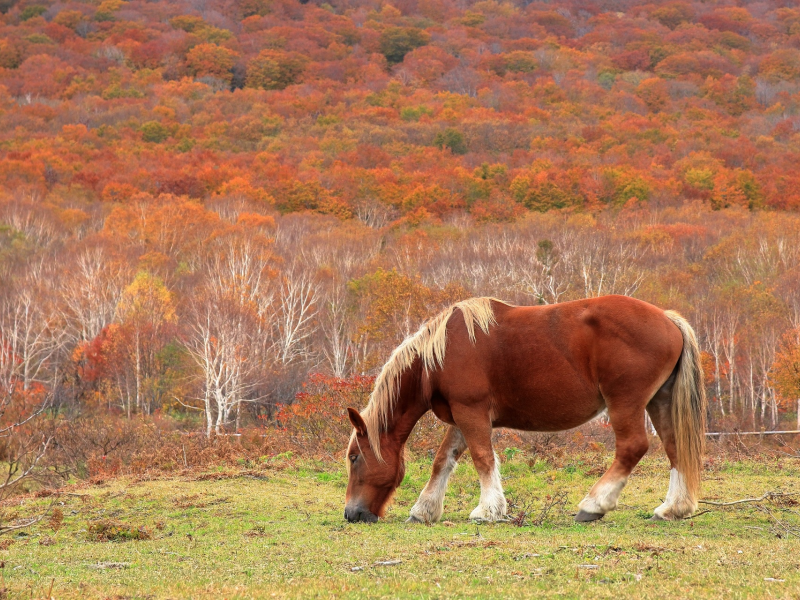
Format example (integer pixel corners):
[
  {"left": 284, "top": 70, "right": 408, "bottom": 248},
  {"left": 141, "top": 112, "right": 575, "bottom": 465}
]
[
  {"left": 344, "top": 507, "right": 360, "bottom": 522},
  {"left": 345, "top": 505, "right": 378, "bottom": 523}
]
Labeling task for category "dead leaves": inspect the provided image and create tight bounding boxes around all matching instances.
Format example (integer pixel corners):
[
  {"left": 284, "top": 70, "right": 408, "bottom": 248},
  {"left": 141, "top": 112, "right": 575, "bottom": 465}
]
[
  {"left": 48, "top": 508, "right": 63, "bottom": 533},
  {"left": 244, "top": 525, "right": 269, "bottom": 538},
  {"left": 89, "top": 562, "right": 131, "bottom": 570}
]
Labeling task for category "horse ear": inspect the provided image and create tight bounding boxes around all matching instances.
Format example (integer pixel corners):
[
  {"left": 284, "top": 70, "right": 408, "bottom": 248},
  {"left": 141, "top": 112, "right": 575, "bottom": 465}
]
[{"left": 347, "top": 407, "right": 367, "bottom": 436}]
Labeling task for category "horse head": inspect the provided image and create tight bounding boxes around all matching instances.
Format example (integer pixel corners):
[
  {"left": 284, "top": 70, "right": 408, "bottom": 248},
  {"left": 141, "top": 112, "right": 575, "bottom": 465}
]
[{"left": 344, "top": 408, "right": 405, "bottom": 523}]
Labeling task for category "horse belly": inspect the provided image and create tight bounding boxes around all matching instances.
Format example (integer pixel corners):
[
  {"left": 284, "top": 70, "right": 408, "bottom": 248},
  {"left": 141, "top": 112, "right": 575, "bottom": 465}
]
[{"left": 491, "top": 380, "right": 604, "bottom": 432}]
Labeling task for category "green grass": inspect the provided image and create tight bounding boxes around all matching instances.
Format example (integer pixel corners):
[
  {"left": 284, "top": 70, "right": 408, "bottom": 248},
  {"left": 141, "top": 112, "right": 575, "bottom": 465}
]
[{"left": 5, "top": 454, "right": 800, "bottom": 599}]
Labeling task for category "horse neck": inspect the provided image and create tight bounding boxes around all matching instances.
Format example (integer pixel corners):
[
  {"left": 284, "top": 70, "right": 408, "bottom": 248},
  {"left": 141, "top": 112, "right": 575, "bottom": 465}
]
[{"left": 385, "top": 365, "right": 429, "bottom": 447}]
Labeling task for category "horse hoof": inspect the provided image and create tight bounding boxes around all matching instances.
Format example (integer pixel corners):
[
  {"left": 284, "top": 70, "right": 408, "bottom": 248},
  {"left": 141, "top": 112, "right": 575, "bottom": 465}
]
[
  {"left": 650, "top": 513, "right": 677, "bottom": 522},
  {"left": 406, "top": 515, "right": 424, "bottom": 524},
  {"left": 575, "top": 510, "right": 604, "bottom": 522}
]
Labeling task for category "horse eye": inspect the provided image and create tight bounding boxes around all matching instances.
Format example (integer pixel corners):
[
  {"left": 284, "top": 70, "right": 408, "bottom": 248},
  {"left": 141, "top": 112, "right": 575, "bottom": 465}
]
[{"left": 349, "top": 454, "right": 358, "bottom": 463}]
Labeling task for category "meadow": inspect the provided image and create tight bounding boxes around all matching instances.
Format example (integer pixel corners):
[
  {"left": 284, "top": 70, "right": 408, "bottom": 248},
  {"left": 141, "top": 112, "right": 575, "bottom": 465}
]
[{"left": 6, "top": 449, "right": 800, "bottom": 599}]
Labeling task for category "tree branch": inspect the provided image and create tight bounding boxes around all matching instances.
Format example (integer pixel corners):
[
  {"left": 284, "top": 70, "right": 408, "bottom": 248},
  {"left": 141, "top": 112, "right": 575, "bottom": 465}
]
[{"left": 699, "top": 491, "right": 799, "bottom": 507}]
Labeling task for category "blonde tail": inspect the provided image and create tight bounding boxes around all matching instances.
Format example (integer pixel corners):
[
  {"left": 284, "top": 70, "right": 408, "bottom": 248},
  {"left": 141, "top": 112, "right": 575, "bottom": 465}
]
[{"left": 664, "top": 311, "right": 707, "bottom": 507}]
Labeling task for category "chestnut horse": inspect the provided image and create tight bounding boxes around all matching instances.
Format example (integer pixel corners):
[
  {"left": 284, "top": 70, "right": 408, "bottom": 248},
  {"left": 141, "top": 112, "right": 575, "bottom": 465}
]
[{"left": 344, "top": 295, "right": 706, "bottom": 524}]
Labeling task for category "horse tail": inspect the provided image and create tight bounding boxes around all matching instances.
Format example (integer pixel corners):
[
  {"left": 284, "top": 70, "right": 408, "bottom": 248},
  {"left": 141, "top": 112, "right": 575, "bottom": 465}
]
[{"left": 664, "top": 311, "right": 707, "bottom": 506}]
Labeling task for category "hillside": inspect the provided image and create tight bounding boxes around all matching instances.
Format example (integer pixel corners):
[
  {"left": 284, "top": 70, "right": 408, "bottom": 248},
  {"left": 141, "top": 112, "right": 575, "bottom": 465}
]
[
  {"left": 0, "top": 0, "right": 799, "bottom": 217},
  {"left": 1, "top": 0, "right": 800, "bottom": 506}
]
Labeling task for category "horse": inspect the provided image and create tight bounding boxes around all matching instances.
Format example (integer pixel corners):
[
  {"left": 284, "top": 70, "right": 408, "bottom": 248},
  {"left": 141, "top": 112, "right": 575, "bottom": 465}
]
[{"left": 344, "top": 295, "right": 706, "bottom": 525}]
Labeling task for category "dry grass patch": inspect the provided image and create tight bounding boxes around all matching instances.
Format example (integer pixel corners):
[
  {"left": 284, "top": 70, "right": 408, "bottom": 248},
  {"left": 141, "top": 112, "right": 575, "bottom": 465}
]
[{"left": 86, "top": 519, "right": 152, "bottom": 542}]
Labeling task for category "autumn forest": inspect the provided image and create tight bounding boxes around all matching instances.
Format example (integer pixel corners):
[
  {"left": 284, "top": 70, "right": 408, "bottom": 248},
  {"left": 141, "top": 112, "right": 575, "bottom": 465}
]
[{"left": 2, "top": 0, "right": 800, "bottom": 494}]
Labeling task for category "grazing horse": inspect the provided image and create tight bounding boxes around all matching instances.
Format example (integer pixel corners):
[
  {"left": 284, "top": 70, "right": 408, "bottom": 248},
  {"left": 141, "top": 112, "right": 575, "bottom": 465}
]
[{"left": 344, "top": 295, "right": 706, "bottom": 524}]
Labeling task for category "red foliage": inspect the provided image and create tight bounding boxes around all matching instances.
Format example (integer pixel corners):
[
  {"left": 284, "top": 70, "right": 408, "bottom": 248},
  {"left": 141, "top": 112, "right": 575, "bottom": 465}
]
[{"left": 275, "top": 374, "right": 375, "bottom": 454}]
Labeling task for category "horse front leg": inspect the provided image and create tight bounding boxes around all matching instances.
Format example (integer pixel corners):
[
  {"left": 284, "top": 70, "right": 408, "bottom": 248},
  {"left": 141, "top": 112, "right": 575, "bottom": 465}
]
[
  {"left": 454, "top": 409, "right": 507, "bottom": 522},
  {"left": 407, "top": 426, "right": 467, "bottom": 524}
]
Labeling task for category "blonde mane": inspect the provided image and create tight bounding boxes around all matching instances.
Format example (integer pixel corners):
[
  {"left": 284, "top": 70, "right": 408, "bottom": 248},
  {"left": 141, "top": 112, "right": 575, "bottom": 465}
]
[{"left": 359, "top": 297, "right": 507, "bottom": 461}]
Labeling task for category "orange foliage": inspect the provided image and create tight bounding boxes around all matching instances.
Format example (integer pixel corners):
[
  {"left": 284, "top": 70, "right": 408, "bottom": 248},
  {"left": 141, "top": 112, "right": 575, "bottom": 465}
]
[
  {"left": 772, "top": 330, "right": 800, "bottom": 408},
  {"left": 4, "top": 0, "right": 800, "bottom": 479},
  {"left": 0, "top": 0, "right": 795, "bottom": 222}
]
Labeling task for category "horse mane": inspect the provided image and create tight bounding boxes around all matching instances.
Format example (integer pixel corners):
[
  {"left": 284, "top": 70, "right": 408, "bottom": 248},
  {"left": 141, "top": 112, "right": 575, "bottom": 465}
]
[{"left": 361, "top": 297, "right": 507, "bottom": 461}]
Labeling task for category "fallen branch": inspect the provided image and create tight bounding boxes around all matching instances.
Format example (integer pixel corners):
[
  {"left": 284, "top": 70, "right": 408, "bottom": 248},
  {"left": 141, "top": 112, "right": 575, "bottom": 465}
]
[
  {"left": 757, "top": 504, "right": 800, "bottom": 539},
  {"left": 0, "top": 496, "right": 57, "bottom": 535},
  {"left": 765, "top": 513, "right": 800, "bottom": 539},
  {"left": 0, "top": 512, "right": 48, "bottom": 535},
  {"left": 699, "top": 491, "right": 798, "bottom": 507},
  {"left": 706, "top": 430, "right": 800, "bottom": 437},
  {"left": 508, "top": 491, "right": 568, "bottom": 527}
]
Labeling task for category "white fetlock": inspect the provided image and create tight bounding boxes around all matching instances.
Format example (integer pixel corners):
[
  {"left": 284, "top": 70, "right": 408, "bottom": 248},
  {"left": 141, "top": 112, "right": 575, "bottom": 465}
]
[
  {"left": 653, "top": 469, "right": 696, "bottom": 520},
  {"left": 470, "top": 455, "right": 507, "bottom": 521},
  {"left": 408, "top": 444, "right": 462, "bottom": 524},
  {"left": 469, "top": 501, "right": 507, "bottom": 522},
  {"left": 578, "top": 477, "right": 628, "bottom": 515},
  {"left": 409, "top": 494, "right": 444, "bottom": 524}
]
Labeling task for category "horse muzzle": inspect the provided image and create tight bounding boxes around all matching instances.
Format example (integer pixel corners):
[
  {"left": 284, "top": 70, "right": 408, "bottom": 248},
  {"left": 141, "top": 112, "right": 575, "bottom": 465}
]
[{"left": 344, "top": 504, "right": 379, "bottom": 523}]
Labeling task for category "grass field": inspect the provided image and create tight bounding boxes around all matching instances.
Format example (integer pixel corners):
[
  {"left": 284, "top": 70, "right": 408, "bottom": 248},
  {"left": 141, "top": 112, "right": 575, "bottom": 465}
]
[{"left": 5, "top": 452, "right": 800, "bottom": 599}]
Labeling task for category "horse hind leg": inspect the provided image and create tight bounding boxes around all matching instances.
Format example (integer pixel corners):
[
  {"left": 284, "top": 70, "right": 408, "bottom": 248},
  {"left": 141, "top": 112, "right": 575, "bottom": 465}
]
[
  {"left": 576, "top": 400, "right": 649, "bottom": 522},
  {"left": 407, "top": 426, "right": 467, "bottom": 524},
  {"left": 646, "top": 376, "right": 696, "bottom": 521}
]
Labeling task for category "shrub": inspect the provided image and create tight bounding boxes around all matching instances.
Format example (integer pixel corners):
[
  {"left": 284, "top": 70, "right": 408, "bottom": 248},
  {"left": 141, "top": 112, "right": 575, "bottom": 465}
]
[
  {"left": 186, "top": 43, "right": 238, "bottom": 84},
  {"left": 246, "top": 50, "right": 307, "bottom": 90},
  {"left": 0, "top": 40, "right": 21, "bottom": 69},
  {"left": 20, "top": 5, "right": 47, "bottom": 20},
  {"left": 275, "top": 374, "right": 374, "bottom": 455}
]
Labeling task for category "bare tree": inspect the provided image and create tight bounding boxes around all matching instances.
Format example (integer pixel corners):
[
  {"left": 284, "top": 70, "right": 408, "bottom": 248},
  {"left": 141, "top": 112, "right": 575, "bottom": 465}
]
[
  {"left": 577, "top": 236, "right": 646, "bottom": 298},
  {"left": 274, "top": 267, "right": 320, "bottom": 366},
  {"left": 0, "top": 269, "right": 62, "bottom": 533},
  {"left": 701, "top": 307, "right": 725, "bottom": 416},
  {"left": 0, "top": 271, "right": 66, "bottom": 393},
  {"left": 518, "top": 239, "right": 574, "bottom": 305},
  {"left": 59, "top": 245, "right": 128, "bottom": 344},
  {"left": 183, "top": 236, "right": 277, "bottom": 435},
  {"left": 721, "top": 306, "right": 740, "bottom": 416},
  {"left": 184, "top": 297, "right": 262, "bottom": 436},
  {"left": 320, "top": 285, "right": 356, "bottom": 378}
]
